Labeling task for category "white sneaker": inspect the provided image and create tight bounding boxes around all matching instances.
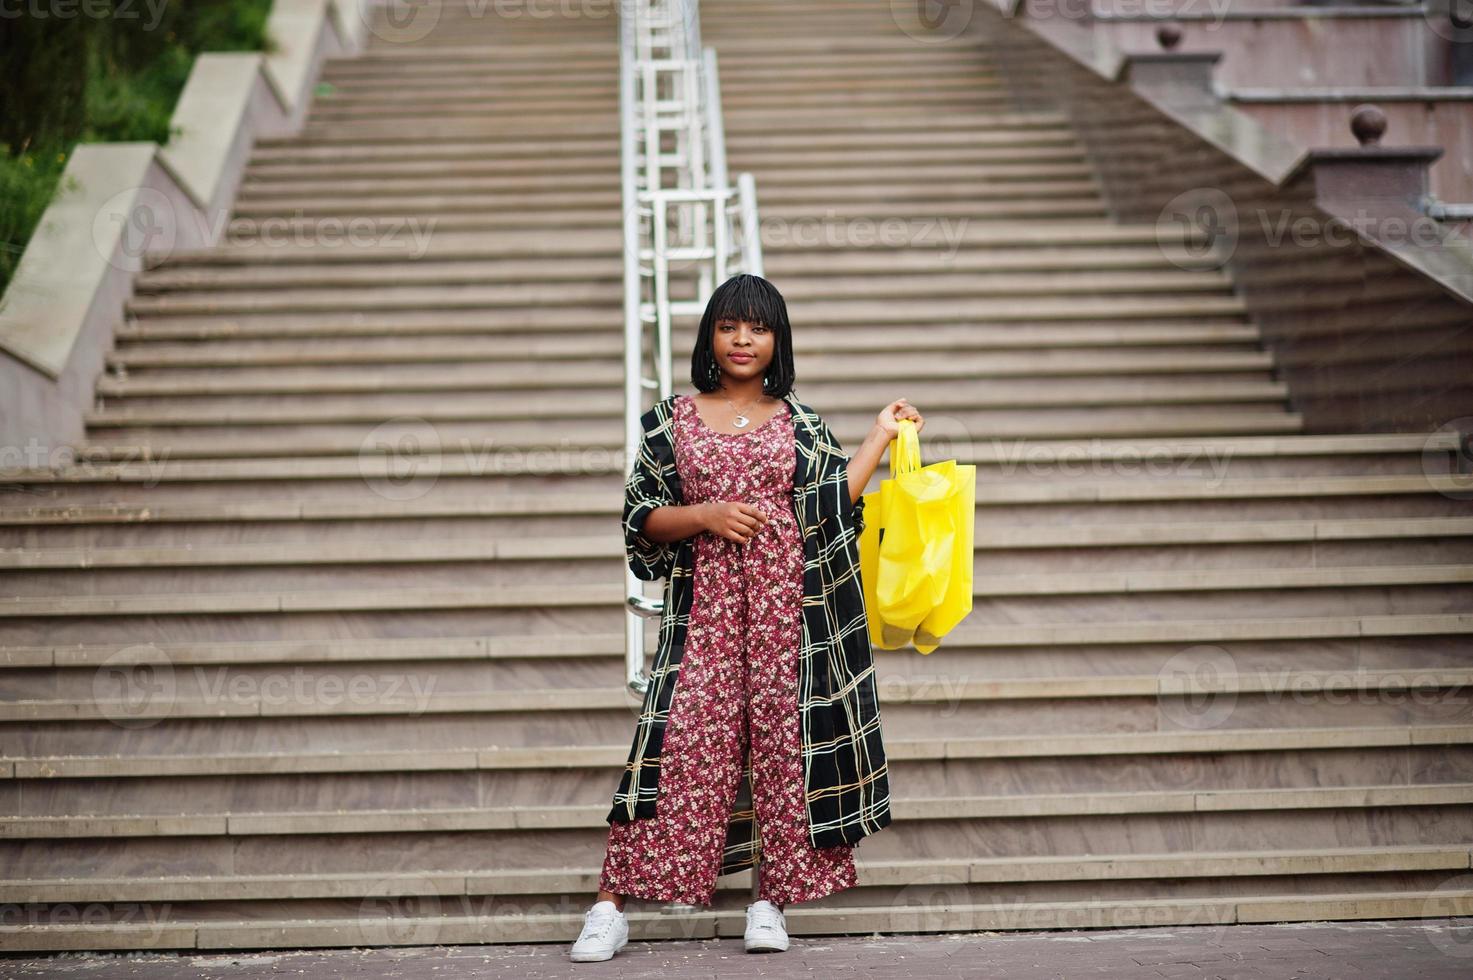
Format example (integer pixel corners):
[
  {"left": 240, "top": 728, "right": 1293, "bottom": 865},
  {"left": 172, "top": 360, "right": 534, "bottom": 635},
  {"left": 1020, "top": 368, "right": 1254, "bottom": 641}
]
[
  {"left": 744, "top": 899, "right": 789, "bottom": 952},
  {"left": 569, "top": 899, "right": 629, "bottom": 962}
]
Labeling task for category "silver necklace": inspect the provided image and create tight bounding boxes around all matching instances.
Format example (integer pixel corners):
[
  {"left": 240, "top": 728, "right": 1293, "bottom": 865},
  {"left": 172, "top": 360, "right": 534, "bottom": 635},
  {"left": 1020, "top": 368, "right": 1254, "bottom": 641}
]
[{"left": 721, "top": 391, "right": 766, "bottom": 428}]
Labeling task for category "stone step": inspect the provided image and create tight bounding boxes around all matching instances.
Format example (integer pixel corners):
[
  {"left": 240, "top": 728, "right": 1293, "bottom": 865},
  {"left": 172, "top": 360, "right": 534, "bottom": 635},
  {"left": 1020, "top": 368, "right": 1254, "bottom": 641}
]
[
  {"left": 106, "top": 313, "right": 1248, "bottom": 346},
  {"left": 140, "top": 235, "right": 623, "bottom": 271},
  {"left": 282, "top": 119, "right": 613, "bottom": 143},
  {"left": 287, "top": 107, "right": 1063, "bottom": 145},
  {"left": 47, "top": 551, "right": 1473, "bottom": 604},
  {"left": 6, "top": 845, "right": 1463, "bottom": 903},
  {"left": 97, "top": 343, "right": 1263, "bottom": 374},
  {"left": 311, "top": 64, "right": 1003, "bottom": 100},
  {"left": 232, "top": 170, "right": 628, "bottom": 201},
  {"left": 722, "top": 125, "right": 1082, "bottom": 152},
  {"left": 138, "top": 222, "right": 1195, "bottom": 270},
  {"left": 237, "top": 142, "right": 1085, "bottom": 184},
  {"left": 8, "top": 436, "right": 1464, "bottom": 488},
  {"left": 7, "top": 783, "right": 1471, "bottom": 840},
  {"left": 0, "top": 613, "right": 1466, "bottom": 670},
  {"left": 6, "top": 702, "right": 1470, "bottom": 770},
  {"left": 247, "top": 135, "right": 620, "bottom": 164},
  {"left": 221, "top": 209, "right": 619, "bottom": 237},
  {"left": 65, "top": 411, "right": 1323, "bottom": 460},
  {"left": 103, "top": 318, "right": 1262, "bottom": 359},
  {"left": 241, "top": 154, "right": 624, "bottom": 182},
  {"left": 130, "top": 267, "right": 1229, "bottom": 298},
  {"left": 304, "top": 87, "right": 1025, "bottom": 126},
  {"left": 229, "top": 162, "right": 1096, "bottom": 203},
  {"left": 7, "top": 888, "right": 1471, "bottom": 952},
  {"left": 247, "top": 125, "right": 1072, "bottom": 165},
  {"left": 1, "top": 562, "right": 1468, "bottom": 619},
  {"left": 219, "top": 195, "right": 1109, "bottom": 230},
  {"left": 132, "top": 259, "right": 626, "bottom": 293},
  {"left": 8, "top": 517, "right": 1471, "bottom": 571},
  {"left": 230, "top": 187, "right": 623, "bottom": 218},
  {"left": 81, "top": 381, "right": 1289, "bottom": 426},
  {"left": 305, "top": 96, "right": 620, "bottom": 123},
  {"left": 8, "top": 437, "right": 1461, "bottom": 489},
  {"left": 757, "top": 199, "right": 1110, "bottom": 223},
  {"left": 7, "top": 725, "right": 1470, "bottom": 776}
]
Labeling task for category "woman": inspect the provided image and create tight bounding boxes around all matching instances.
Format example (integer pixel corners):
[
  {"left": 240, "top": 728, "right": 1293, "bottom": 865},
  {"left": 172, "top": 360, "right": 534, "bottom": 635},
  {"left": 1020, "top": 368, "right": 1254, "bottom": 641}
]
[{"left": 571, "top": 274, "right": 924, "bottom": 962}]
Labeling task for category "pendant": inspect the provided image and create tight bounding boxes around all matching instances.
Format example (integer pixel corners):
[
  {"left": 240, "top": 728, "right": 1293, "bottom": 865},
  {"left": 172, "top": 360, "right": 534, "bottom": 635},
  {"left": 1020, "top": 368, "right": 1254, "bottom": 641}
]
[{"left": 733, "top": 415, "right": 750, "bottom": 428}]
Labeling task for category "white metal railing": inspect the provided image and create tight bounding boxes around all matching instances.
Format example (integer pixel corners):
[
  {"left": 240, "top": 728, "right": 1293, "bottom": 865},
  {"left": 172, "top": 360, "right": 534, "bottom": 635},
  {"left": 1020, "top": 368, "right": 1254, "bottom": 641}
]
[{"left": 620, "top": 0, "right": 764, "bottom": 695}]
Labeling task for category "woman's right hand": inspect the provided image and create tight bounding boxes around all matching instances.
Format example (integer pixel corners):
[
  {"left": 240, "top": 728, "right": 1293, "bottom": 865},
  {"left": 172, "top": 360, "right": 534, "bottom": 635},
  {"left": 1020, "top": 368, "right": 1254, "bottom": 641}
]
[{"left": 701, "top": 500, "right": 769, "bottom": 544}]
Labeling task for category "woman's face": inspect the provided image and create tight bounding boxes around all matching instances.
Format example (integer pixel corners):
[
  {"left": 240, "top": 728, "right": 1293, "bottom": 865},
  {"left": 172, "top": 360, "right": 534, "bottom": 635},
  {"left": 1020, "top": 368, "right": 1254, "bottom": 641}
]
[{"left": 712, "top": 316, "right": 773, "bottom": 382}]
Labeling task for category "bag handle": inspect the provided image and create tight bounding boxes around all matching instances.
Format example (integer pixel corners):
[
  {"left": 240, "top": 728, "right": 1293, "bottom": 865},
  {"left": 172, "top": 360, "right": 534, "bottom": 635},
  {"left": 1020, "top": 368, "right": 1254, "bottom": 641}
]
[{"left": 889, "top": 417, "right": 922, "bottom": 478}]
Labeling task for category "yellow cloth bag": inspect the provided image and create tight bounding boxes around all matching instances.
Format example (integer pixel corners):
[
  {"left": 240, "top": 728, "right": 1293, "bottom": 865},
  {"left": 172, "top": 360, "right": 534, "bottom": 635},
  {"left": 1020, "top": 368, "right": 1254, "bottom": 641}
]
[{"left": 858, "top": 418, "right": 975, "bottom": 654}]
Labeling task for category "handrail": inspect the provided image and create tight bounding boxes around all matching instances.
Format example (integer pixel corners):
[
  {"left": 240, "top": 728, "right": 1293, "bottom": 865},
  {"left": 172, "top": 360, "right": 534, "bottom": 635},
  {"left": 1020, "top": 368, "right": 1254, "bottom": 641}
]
[{"left": 619, "top": 0, "right": 764, "bottom": 695}]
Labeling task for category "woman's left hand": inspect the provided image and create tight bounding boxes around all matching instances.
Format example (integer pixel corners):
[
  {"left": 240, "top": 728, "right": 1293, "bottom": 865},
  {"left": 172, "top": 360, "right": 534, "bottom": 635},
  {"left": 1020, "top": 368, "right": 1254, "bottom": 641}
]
[{"left": 875, "top": 398, "right": 923, "bottom": 439}]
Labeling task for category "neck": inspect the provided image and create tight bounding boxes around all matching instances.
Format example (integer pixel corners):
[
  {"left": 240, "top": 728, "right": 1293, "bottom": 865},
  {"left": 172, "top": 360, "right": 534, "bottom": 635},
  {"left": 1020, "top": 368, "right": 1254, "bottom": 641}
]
[{"left": 715, "top": 374, "right": 769, "bottom": 403}]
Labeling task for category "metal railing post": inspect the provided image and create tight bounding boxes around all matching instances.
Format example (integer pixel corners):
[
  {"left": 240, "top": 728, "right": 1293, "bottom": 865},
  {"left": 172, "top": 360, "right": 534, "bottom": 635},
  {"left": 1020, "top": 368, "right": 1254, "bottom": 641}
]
[{"left": 620, "top": 0, "right": 765, "bottom": 695}]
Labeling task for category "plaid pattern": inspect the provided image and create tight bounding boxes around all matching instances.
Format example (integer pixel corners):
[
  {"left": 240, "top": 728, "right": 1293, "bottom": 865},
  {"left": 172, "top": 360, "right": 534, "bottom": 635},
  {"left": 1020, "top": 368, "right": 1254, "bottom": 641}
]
[{"left": 608, "top": 392, "right": 893, "bottom": 878}]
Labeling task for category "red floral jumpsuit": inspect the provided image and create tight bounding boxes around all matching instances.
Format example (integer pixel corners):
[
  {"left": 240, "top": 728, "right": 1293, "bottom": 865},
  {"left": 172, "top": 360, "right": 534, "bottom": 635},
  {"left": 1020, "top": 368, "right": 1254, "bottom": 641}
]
[{"left": 599, "top": 393, "right": 858, "bottom": 907}]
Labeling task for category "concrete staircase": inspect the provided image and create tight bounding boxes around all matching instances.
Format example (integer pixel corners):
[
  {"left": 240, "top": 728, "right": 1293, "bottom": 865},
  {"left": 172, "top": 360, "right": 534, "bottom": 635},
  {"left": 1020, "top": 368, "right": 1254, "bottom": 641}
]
[{"left": 3, "top": 0, "right": 1472, "bottom": 953}]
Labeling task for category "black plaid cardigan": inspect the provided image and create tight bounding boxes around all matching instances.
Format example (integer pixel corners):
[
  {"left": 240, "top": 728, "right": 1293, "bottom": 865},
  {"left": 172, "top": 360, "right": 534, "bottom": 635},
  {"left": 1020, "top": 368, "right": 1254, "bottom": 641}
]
[{"left": 608, "top": 391, "right": 893, "bottom": 878}]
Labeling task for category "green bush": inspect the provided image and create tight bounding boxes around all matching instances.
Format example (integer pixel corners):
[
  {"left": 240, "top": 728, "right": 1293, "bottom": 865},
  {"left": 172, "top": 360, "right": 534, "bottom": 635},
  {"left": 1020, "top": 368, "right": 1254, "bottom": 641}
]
[{"left": 0, "top": 0, "right": 274, "bottom": 295}]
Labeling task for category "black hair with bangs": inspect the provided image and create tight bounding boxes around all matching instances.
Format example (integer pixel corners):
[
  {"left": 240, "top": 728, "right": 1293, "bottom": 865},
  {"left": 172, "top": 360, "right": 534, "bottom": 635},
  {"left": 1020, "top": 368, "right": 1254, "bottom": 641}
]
[{"left": 690, "top": 273, "right": 796, "bottom": 398}]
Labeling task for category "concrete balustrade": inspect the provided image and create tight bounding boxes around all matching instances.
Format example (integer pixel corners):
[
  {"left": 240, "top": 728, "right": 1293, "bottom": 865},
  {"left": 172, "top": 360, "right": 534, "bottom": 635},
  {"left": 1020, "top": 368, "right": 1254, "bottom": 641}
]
[{"left": 0, "top": 0, "right": 374, "bottom": 461}]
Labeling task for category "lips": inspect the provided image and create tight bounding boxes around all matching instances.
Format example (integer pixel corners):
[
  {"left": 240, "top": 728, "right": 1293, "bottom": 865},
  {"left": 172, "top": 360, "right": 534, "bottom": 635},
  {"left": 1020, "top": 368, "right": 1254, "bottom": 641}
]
[{"left": 728, "top": 353, "right": 754, "bottom": 362}]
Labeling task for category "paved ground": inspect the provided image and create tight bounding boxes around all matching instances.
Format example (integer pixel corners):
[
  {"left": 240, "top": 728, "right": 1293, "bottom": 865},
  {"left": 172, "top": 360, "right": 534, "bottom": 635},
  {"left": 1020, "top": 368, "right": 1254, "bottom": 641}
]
[{"left": 7, "top": 919, "right": 1473, "bottom": 979}]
